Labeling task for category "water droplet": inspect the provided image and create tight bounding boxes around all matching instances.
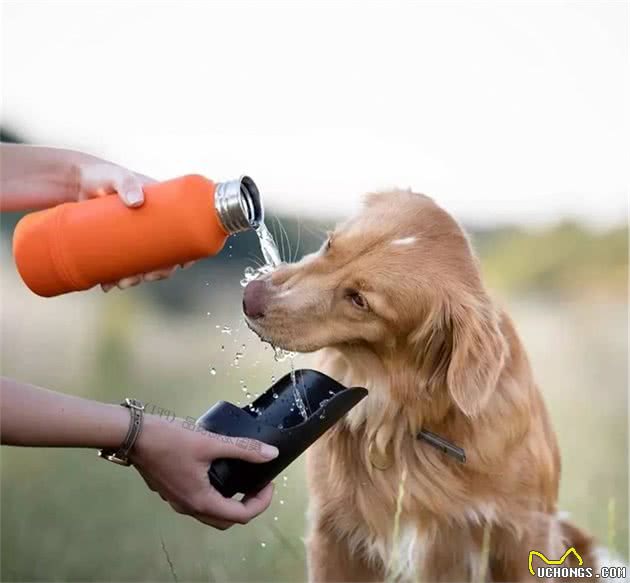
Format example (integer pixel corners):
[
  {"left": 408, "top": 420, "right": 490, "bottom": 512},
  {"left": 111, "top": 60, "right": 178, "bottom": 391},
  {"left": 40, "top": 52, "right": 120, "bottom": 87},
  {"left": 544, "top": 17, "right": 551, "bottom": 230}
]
[
  {"left": 221, "top": 345, "right": 225, "bottom": 351},
  {"left": 271, "top": 375, "right": 276, "bottom": 383},
  {"left": 283, "top": 475, "right": 288, "bottom": 481},
  {"left": 240, "top": 266, "right": 259, "bottom": 287},
  {"left": 279, "top": 500, "right": 285, "bottom": 505},
  {"left": 209, "top": 367, "right": 217, "bottom": 376},
  {"left": 273, "top": 516, "right": 279, "bottom": 521},
  {"left": 272, "top": 392, "right": 279, "bottom": 400},
  {"left": 215, "top": 325, "right": 220, "bottom": 329},
  {"left": 246, "top": 392, "right": 252, "bottom": 400},
  {"left": 260, "top": 542, "right": 267, "bottom": 548},
  {"left": 221, "top": 326, "right": 232, "bottom": 335},
  {"left": 272, "top": 346, "right": 296, "bottom": 362}
]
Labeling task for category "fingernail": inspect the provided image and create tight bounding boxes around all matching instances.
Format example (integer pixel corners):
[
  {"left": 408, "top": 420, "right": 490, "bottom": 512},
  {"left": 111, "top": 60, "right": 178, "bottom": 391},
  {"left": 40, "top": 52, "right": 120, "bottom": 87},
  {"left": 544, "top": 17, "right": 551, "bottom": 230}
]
[
  {"left": 144, "top": 272, "right": 165, "bottom": 282},
  {"left": 261, "top": 444, "right": 279, "bottom": 459},
  {"left": 126, "top": 189, "right": 144, "bottom": 207}
]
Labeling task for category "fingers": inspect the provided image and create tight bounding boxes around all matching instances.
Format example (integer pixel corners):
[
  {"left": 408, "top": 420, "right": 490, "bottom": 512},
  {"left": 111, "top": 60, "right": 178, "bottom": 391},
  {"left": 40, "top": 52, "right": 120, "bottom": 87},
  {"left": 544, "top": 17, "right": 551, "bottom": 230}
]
[
  {"left": 117, "top": 174, "right": 145, "bottom": 208},
  {"left": 202, "top": 433, "right": 279, "bottom": 464},
  {"left": 78, "top": 163, "right": 146, "bottom": 207},
  {"left": 142, "top": 266, "right": 178, "bottom": 282},
  {"left": 197, "top": 482, "right": 275, "bottom": 525},
  {"left": 241, "top": 482, "right": 275, "bottom": 515},
  {"left": 101, "top": 264, "right": 193, "bottom": 293},
  {"left": 165, "top": 496, "right": 234, "bottom": 529},
  {"left": 190, "top": 512, "right": 234, "bottom": 530},
  {"left": 116, "top": 275, "right": 143, "bottom": 290}
]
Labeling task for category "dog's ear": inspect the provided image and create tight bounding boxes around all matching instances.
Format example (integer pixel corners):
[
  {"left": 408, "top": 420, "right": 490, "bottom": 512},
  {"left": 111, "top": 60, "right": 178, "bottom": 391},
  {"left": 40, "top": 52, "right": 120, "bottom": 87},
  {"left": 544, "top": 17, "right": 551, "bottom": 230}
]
[{"left": 445, "top": 298, "right": 507, "bottom": 417}]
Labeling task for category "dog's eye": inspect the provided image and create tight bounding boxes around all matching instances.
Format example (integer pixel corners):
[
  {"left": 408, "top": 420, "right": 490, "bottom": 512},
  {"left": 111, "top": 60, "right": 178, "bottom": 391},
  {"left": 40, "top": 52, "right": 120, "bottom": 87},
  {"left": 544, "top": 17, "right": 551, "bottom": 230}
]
[{"left": 347, "top": 291, "right": 368, "bottom": 310}]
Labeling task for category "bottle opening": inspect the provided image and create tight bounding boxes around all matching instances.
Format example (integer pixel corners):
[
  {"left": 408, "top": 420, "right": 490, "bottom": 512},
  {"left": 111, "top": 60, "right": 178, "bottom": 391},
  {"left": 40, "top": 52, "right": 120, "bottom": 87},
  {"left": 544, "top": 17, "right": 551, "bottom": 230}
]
[
  {"left": 215, "top": 176, "right": 263, "bottom": 234},
  {"left": 239, "top": 176, "right": 263, "bottom": 229}
]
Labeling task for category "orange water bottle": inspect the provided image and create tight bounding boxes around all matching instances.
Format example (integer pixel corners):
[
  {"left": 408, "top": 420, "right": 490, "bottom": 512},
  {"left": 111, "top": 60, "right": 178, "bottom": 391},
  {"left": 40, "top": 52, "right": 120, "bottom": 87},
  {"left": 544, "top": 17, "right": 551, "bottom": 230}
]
[{"left": 12, "top": 174, "right": 262, "bottom": 297}]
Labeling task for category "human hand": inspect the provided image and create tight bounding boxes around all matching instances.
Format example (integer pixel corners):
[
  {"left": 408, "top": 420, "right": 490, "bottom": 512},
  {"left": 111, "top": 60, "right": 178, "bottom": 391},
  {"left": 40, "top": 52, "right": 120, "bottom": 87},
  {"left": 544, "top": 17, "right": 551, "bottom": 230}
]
[
  {"left": 73, "top": 158, "right": 194, "bottom": 291},
  {"left": 129, "top": 415, "right": 278, "bottom": 529}
]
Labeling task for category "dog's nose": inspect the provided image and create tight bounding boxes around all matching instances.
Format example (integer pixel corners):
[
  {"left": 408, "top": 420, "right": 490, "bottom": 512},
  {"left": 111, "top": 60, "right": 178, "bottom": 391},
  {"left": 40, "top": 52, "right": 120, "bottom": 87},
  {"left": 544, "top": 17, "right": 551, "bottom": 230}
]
[{"left": 243, "top": 279, "right": 268, "bottom": 319}]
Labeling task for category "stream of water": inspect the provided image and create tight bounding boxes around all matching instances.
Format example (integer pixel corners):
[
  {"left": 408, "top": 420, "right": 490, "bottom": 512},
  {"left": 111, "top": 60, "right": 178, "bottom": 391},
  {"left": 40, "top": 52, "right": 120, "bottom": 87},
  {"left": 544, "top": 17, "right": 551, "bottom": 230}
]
[{"left": 242, "top": 221, "right": 309, "bottom": 421}]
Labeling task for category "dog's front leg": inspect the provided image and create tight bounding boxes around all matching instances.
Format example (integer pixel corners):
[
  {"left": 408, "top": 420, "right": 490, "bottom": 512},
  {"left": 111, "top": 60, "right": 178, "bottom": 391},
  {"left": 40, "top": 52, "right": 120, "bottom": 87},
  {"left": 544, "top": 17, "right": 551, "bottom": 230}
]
[{"left": 306, "top": 523, "right": 382, "bottom": 583}]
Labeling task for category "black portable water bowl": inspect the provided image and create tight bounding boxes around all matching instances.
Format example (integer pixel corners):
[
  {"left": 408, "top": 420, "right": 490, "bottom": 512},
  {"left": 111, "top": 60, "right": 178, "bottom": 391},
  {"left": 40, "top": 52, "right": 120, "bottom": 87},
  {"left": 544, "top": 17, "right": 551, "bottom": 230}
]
[{"left": 197, "top": 369, "right": 368, "bottom": 498}]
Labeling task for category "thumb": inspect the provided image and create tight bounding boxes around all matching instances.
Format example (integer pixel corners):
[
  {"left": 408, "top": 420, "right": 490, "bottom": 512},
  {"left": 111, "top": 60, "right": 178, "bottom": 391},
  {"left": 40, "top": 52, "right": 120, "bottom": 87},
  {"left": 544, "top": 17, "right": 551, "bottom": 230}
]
[
  {"left": 203, "top": 433, "right": 279, "bottom": 464},
  {"left": 117, "top": 174, "right": 145, "bottom": 208}
]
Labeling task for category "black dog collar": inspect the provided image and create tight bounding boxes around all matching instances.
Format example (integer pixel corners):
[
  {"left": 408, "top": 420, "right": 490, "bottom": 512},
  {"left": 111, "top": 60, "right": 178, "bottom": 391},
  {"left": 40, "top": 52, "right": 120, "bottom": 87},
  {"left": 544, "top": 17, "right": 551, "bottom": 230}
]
[{"left": 417, "top": 429, "right": 466, "bottom": 463}]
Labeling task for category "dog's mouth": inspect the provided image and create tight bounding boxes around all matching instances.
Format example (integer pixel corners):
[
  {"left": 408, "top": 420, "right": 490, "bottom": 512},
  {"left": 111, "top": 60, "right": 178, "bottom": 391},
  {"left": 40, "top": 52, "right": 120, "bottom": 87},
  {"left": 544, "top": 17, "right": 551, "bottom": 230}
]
[
  {"left": 242, "top": 283, "right": 295, "bottom": 350},
  {"left": 242, "top": 280, "right": 325, "bottom": 353},
  {"left": 243, "top": 315, "right": 272, "bottom": 345},
  {"left": 244, "top": 313, "right": 305, "bottom": 353}
]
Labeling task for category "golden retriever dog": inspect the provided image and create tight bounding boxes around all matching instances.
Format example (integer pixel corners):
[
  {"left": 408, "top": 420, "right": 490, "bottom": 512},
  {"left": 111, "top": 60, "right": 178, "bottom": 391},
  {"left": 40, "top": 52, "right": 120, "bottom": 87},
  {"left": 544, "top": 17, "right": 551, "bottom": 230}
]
[{"left": 242, "top": 191, "right": 614, "bottom": 582}]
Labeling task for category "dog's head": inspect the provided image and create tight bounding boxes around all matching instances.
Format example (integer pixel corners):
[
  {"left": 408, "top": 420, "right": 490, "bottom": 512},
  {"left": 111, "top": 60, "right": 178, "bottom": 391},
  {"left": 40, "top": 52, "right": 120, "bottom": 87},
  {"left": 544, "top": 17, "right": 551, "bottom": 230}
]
[{"left": 244, "top": 191, "right": 507, "bottom": 417}]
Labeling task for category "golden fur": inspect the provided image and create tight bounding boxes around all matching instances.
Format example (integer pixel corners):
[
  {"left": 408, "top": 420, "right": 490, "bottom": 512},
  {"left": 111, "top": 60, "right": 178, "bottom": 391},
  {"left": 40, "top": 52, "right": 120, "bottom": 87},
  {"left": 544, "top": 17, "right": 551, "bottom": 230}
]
[{"left": 244, "top": 191, "right": 600, "bottom": 582}]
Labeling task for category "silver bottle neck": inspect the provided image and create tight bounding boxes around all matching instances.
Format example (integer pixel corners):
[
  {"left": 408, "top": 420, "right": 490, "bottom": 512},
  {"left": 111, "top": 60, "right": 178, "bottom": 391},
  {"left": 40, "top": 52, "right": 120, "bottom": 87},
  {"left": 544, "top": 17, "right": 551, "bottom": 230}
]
[{"left": 214, "top": 176, "right": 263, "bottom": 234}]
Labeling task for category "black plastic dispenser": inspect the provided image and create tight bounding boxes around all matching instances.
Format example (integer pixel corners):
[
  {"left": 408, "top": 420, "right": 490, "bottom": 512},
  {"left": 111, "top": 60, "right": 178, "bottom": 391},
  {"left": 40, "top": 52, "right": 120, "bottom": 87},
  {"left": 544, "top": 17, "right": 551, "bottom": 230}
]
[{"left": 197, "top": 369, "right": 367, "bottom": 497}]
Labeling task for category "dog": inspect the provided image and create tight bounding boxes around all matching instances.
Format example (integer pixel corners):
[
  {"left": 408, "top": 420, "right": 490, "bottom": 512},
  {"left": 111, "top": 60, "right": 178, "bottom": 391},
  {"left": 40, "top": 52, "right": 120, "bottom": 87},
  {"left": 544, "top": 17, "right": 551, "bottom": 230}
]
[{"left": 243, "top": 190, "right": 614, "bottom": 582}]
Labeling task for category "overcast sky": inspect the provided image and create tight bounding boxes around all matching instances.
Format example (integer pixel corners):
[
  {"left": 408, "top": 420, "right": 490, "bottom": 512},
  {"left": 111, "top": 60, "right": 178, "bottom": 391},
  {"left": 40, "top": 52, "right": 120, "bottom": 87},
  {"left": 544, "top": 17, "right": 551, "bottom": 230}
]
[{"left": 2, "top": 1, "right": 628, "bottom": 227}]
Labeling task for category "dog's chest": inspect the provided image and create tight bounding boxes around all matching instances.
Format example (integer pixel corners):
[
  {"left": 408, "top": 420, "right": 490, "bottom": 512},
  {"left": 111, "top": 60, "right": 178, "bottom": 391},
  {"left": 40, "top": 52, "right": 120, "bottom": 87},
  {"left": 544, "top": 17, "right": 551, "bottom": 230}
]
[{"left": 341, "top": 516, "right": 425, "bottom": 581}]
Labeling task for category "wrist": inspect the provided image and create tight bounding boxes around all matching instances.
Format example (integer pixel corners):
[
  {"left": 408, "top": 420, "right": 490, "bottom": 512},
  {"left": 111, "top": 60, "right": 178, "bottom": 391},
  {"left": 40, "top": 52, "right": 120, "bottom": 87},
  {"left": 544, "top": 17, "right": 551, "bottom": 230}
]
[
  {"left": 98, "top": 403, "right": 133, "bottom": 449},
  {"left": 128, "top": 413, "right": 165, "bottom": 465}
]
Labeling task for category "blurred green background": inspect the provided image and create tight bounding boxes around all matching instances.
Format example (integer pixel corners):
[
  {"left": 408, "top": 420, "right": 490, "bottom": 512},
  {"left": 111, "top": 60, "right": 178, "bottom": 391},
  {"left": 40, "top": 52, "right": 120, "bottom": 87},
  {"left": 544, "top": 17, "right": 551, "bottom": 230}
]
[{"left": 1, "top": 173, "right": 627, "bottom": 580}]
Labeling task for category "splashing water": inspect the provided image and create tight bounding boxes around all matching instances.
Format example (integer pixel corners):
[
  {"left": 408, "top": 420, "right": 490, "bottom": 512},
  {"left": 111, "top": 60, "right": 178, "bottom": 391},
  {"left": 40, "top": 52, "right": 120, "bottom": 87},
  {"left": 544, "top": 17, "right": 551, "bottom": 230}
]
[
  {"left": 240, "top": 222, "right": 282, "bottom": 287},
  {"left": 289, "top": 358, "right": 309, "bottom": 421},
  {"left": 273, "top": 345, "right": 294, "bottom": 362},
  {"left": 241, "top": 219, "right": 311, "bottom": 421}
]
